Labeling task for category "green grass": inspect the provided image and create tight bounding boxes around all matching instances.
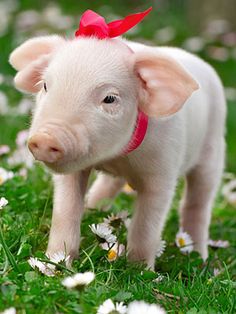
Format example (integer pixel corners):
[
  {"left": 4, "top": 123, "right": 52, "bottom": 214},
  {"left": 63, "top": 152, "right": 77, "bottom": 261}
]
[
  {"left": 0, "top": 1, "right": 236, "bottom": 313},
  {"left": 0, "top": 169, "right": 236, "bottom": 313}
]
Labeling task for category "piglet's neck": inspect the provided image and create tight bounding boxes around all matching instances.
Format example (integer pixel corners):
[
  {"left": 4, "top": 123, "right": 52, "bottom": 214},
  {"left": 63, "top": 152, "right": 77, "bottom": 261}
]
[{"left": 122, "top": 110, "right": 149, "bottom": 155}]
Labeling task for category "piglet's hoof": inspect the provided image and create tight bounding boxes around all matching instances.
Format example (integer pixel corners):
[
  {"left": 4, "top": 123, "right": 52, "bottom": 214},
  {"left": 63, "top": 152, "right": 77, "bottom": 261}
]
[{"left": 127, "top": 249, "right": 154, "bottom": 270}]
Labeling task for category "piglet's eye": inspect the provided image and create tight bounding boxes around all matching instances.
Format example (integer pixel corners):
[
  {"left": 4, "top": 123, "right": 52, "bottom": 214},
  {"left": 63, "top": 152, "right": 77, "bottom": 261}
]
[
  {"left": 43, "top": 82, "right": 47, "bottom": 92},
  {"left": 103, "top": 95, "right": 116, "bottom": 104}
]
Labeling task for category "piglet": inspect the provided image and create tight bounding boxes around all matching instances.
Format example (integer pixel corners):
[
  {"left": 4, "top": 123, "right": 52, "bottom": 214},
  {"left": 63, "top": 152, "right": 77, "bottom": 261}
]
[{"left": 9, "top": 9, "right": 226, "bottom": 268}]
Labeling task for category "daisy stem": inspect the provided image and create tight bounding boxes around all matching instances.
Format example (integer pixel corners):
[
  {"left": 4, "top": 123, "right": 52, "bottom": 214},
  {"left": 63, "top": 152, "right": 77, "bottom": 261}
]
[
  {"left": 0, "top": 250, "right": 9, "bottom": 275},
  {"left": 80, "top": 245, "right": 96, "bottom": 273},
  {"left": 38, "top": 258, "right": 74, "bottom": 274},
  {"left": 105, "top": 263, "right": 113, "bottom": 285},
  {"left": 0, "top": 224, "right": 19, "bottom": 272}
]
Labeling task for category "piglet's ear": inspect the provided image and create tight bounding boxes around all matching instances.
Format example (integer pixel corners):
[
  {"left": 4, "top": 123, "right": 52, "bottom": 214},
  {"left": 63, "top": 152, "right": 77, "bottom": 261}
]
[
  {"left": 14, "top": 55, "right": 50, "bottom": 93},
  {"left": 134, "top": 51, "right": 199, "bottom": 117},
  {"left": 9, "top": 35, "right": 65, "bottom": 93}
]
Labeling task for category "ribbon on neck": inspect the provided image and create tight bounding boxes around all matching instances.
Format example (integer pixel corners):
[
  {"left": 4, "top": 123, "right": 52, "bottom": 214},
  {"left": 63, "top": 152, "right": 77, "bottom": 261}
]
[{"left": 75, "top": 8, "right": 151, "bottom": 154}]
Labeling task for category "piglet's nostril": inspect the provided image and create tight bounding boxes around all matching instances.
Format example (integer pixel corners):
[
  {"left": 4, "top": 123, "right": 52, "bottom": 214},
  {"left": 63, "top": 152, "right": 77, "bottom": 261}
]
[
  {"left": 30, "top": 142, "right": 39, "bottom": 150},
  {"left": 50, "top": 147, "right": 60, "bottom": 153}
]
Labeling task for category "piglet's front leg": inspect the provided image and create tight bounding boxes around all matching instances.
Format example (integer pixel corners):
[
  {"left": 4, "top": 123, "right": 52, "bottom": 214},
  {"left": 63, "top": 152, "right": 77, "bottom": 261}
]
[
  {"left": 127, "top": 179, "right": 177, "bottom": 269},
  {"left": 46, "top": 170, "right": 90, "bottom": 262}
]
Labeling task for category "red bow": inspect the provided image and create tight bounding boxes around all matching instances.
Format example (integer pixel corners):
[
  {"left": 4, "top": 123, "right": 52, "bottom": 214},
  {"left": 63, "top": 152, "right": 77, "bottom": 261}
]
[{"left": 75, "top": 7, "right": 152, "bottom": 39}]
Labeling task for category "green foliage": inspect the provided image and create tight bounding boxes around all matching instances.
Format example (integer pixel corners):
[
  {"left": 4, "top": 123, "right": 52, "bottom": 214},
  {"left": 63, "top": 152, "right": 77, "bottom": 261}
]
[{"left": 0, "top": 172, "right": 236, "bottom": 313}]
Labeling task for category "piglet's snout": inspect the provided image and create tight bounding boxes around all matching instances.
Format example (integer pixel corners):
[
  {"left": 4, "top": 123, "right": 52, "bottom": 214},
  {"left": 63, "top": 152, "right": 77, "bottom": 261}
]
[{"left": 28, "top": 133, "right": 64, "bottom": 163}]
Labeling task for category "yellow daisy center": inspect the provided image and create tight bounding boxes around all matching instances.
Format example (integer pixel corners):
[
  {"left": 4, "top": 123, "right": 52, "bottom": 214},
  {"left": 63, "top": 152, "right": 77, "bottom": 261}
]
[
  {"left": 0, "top": 176, "right": 4, "bottom": 185},
  {"left": 108, "top": 249, "right": 117, "bottom": 261},
  {"left": 123, "top": 183, "right": 133, "bottom": 193},
  {"left": 178, "top": 237, "right": 186, "bottom": 247}
]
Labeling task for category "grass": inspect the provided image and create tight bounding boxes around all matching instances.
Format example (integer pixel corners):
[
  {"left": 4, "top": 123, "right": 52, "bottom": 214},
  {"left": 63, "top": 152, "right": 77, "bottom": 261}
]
[
  {"left": 0, "top": 169, "right": 236, "bottom": 313},
  {"left": 0, "top": 1, "right": 236, "bottom": 313}
]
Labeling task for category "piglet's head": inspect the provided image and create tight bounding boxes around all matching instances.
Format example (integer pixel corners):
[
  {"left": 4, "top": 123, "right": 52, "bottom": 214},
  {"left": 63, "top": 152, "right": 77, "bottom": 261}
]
[{"left": 9, "top": 9, "right": 198, "bottom": 174}]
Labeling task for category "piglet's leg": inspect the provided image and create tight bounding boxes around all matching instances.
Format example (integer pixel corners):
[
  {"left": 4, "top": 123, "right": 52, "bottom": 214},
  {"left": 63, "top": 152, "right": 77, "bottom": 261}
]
[
  {"left": 86, "top": 172, "right": 125, "bottom": 210},
  {"left": 46, "top": 169, "right": 90, "bottom": 261},
  {"left": 180, "top": 138, "right": 225, "bottom": 260},
  {"left": 127, "top": 180, "right": 176, "bottom": 269}
]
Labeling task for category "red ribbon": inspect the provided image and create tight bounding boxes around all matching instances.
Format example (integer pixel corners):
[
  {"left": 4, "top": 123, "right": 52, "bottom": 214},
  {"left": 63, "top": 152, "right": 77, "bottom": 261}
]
[
  {"left": 75, "top": 7, "right": 152, "bottom": 39},
  {"left": 122, "top": 110, "right": 149, "bottom": 155}
]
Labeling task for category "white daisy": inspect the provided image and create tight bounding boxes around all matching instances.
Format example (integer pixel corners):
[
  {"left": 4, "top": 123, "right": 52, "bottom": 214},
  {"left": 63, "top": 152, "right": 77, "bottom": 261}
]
[
  {"left": 0, "top": 167, "right": 14, "bottom": 185},
  {"left": 90, "top": 223, "right": 117, "bottom": 243},
  {"left": 18, "top": 168, "right": 28, "bottom": 178},
  {"left": 62, "top": 271, "right": 95, "bottom": 289},
  {"left": 122, "top": 183, "right": 136, "bottom": 195},
  {"left": 28, "top": 257, "right": 55, "bottom": 277},
  {"left": 208, "top": 239, "right": 229, "bottom": 248},
  {"left": 124, "top": 218, "right": 131, "bottom": 229},
  {"left": 175, "top": 229, "right": 193, "bottom": 253},
  {"left": 222, "top": 179, "right": 236, "bottom": 206},
  {"left": 16, "top": 97, "right": 34, "bottom": 115},
  {"left": 213, "top": 268, "right": 221, "bottom": 277},
  {"left": 46, "top": 251, "right": 71, "bottom": 269},
  {"left": 47, "top": 251, "right": 70, "bottom": 264},
  {"left": 8, "top": 147, "right": 34, "bottom": 168},
  {"left": 0, "top": 197, "right": 8, "bottom": 209},
  {"left": 103, "top": 211, "right": 129, "bottom": 229},
  {"left": 0, "top": 307, "right": 16, "bottom": 314},
  {"left": 16, "top": 129, "right": 29, "bottom": 147},
  {"left": 156, "top": 240, "right": 166, "bottom": 258},
  {"left": 153, "top": 274, "right": 165, "bottom": 283},
  {"left": 103, "top": 242, "right": 125, "bottom": 262},
  {"left": 127, "top": 300, "right": 166, "bottom": 314},
  {"left": 97, "top": 299, "right": 127, "bottom": 314},
  {"left": 42, "top": 5, "right": 74, "bottom": 30},
  {"left": 0, "top": 145, "right": 10, "bottom": 156},
  {"left": 0, "top": 90, "right": 9, "bottom": 114}
]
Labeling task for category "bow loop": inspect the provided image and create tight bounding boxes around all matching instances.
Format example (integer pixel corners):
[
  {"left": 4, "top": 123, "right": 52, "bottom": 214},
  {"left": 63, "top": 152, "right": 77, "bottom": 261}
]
[{"left": 75, "top": 10, "right": 109, "bottom": 39}]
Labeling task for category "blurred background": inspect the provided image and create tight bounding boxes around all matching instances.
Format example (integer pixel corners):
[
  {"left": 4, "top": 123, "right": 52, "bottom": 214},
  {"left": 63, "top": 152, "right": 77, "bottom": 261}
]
[{"left": 0, "top": 0, "right": 235, "bottom": 172}]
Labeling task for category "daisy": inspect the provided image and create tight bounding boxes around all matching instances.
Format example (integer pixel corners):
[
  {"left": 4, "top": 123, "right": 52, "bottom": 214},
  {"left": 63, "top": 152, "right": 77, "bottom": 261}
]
[
  {"left": 124, "top": 218, "right": 131, "bottom": 229},
  {"left": 90, "top": 223, "right": 117, "bottom": 243},
  {"left": 156, "top": 240, "right": 166, "bottom": 258},
  {"left": 0, "top": 167, "right": 14, "bottom": 185},
  {"left": 62, "top": 271, "right": 95, "bottom": 289},
  {"left": 175, "top": 229, "right": 193, "bottom": 253},
  {"left": 7, "top": 147, "right": 34, "bottom": 168},
  {"left": 127, "top": 300, "right": 166, "bottom": 314},
  {"left": 28, "top": 257, "right": 55, "bottom": 277},
  {"left": 18, "top": 168, "right": 28, "bottom": 178},
  {"left": 213, "top": 268, "right": 221, "bottom": 277},
  {"left": 100, "top": 242, "right": 125, "bottom": 262},
  {"left": 16, "top": 129, "right": 29, "bottom": 147},
  {"left": 97, "top": 299, "right": 127, "bottom": 314},
  {"left": 0, "top": 197, "right": 8, "bottom": 209},
  {"left": 222, "top": 179, "right": 236, "bottom": 206},
  {"left": 47, "top": 251, "right": 71, "bottom": 268},
  {"left": 0, "top": 145, "right": 10, "bottom": 156},
  {"left": 103, "top": 211, "right": 129, "bottom": 229},
  {"left": 208, "top": 239, "right": 229, "bottom": 248},
  {"left": 153, "top": 274, "right": 165, "bottom": 283},
  {"left": 122, "top": 183, "right": 136, "bottom": 195}
]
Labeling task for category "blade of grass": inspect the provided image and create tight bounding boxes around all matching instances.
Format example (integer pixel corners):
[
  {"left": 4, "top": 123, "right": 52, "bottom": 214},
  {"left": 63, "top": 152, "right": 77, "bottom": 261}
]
[{"left": 0, "top": 224, "right": 19, "bottom": 271}]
